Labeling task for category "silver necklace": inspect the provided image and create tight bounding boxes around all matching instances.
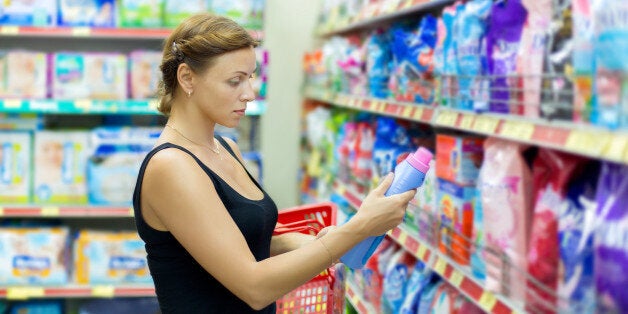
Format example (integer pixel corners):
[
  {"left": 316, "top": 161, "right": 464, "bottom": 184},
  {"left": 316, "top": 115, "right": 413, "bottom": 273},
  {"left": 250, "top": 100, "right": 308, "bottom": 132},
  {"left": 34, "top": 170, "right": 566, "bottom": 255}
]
[{"left": 165, "top": 124, "right": 222, "bottom": 158}]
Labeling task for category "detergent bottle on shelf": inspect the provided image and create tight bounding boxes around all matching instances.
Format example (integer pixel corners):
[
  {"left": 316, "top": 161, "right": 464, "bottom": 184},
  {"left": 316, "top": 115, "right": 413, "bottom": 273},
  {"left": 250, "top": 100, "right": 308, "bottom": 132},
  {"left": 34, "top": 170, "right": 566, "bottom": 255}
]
[{"left": 340, "top": 147, "right": 433, "bottom": 269}]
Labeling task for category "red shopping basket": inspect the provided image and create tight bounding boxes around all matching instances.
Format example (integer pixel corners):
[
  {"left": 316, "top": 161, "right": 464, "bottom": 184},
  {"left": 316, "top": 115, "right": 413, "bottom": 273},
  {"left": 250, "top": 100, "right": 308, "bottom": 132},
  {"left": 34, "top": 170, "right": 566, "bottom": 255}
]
[{"left": 275, "top": 202, "right": 337, "bottom": 314}]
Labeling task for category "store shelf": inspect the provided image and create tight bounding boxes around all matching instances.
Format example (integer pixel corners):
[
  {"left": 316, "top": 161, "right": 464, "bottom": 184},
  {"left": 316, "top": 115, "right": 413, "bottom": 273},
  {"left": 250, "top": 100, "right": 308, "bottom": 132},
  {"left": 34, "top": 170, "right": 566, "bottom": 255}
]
[
  {"left": 0, "top": 285, "right": 154, "bottom": 300},
  {"left": 0, "top": 25, "right": 264, "bottom": 40},
  {"left": 317, "top": 0, "right": 455, "bottom": 36},
  {"left": 0, "top": 205, "right": 133, "bottom": 218},
  {"left": 332, "top": 179, "right": 525, "bottom": 314},
  {"left": 346, "top": 278, "right": 377, "bottom": 314},
  {"left": 305, "top": 88, "right": 628, "bottom": 165},
  {"left": 0, "top": 99, "right": 267, "bottom": 116}
]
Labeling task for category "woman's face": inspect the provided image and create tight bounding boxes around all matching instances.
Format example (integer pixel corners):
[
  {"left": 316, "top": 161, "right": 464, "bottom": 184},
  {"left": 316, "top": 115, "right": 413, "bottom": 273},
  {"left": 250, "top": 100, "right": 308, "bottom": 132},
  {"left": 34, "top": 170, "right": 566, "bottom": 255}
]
[{"left": 193, "top": 47, "right": 257, "bottom": 128}]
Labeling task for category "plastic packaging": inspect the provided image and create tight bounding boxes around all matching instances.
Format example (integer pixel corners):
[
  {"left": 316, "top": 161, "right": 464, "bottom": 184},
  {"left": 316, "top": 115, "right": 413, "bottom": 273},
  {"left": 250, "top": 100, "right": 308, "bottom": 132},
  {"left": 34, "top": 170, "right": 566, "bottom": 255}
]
[{"left": 340, "top": 147, "right": 433, "bottom": 269}]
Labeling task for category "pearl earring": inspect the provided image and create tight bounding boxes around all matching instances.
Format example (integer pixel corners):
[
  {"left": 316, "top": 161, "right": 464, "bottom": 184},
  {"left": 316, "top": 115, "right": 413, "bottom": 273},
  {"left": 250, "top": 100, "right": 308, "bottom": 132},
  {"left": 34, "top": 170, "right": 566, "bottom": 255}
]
[{"left": 187, "top": 90, "right": 192, "bottom": 98}]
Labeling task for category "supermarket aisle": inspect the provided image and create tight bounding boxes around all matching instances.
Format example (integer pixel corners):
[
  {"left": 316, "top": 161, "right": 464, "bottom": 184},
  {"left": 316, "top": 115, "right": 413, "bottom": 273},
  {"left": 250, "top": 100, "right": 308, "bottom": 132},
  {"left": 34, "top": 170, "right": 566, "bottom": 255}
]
[{"left": 300, "top": 0, "right": 628, "bottom": 313}]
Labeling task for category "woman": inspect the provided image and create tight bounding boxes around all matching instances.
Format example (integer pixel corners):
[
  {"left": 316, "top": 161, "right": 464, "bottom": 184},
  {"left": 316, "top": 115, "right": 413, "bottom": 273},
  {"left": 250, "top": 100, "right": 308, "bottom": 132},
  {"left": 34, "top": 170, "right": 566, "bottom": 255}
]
[{"left": 133, "top": 13, "right": 416, "bottom": 313}]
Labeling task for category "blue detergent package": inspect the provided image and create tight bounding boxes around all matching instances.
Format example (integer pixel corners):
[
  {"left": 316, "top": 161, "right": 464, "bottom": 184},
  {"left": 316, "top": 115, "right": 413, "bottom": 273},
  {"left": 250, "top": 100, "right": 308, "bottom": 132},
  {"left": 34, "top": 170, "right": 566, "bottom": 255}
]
[
  {"left": 558, "top": 161, "right": 599, "bottom": 314},
  {"left": 592, "top": 1, "right": 628, "bottom": 129},
  {"left": 399, "top": 261, "right": 435, "bottom": 314},
  {"left": 366, "top": 30, "right": 393, "bottom": 99},
  {"left": 389, "top": 15, "right": 438, "bottom": 104},
  {"left": 454, "top": 0, "right": 492, "bottom": 111}
]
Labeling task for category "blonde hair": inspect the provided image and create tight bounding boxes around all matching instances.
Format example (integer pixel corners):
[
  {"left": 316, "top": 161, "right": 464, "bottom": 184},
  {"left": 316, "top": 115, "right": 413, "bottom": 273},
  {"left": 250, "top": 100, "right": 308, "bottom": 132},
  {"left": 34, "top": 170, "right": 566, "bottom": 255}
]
[{"left": 158, "top": 14, "right": 260, "bottom": 116}]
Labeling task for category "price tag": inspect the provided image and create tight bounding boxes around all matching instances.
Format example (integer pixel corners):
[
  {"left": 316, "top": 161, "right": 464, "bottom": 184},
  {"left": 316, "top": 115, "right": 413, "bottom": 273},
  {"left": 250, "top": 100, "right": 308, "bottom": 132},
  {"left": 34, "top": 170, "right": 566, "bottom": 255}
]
[
  {"left": 417, "top": 245, "right": 427, "bottom": 260},
  {"left": 1, "top": 26, "right": 19, "bottom": 35},
  {"left": 92, "top": 285, "right": 115, "bottom": 298},
  {"left": 0, "top": 207, "right": 4, "bottom": 216},
  {"left": 382, "top": 0, "right": 401, "bottom": 13},
  {"left": 3, "top": 99, "right": 21, "bottom": 109},
  {"left": 473, "top": 116, "right": 499, "bottom": 134},
  {"left": 336, "top": 184, "right": 346, "bottom": 196},
  {"left": 602, "top": 134, "right": 628, "bottom": 162},
  {"left": 565, "top": 130, "right": 608, "bottom": 157},
  {"left": 397, "top": 231, "right": 407, "bottom": 245},
  {"left": 434, "top": 257, "right": 446, "bottom": 275},
  {"left": 129, "top": 207, "right": 135, "bottom": 217},
  {"left": 370, "top": 101, "right": 380, "bottom": 111},
  {"left": 7, "top": 287, "right": 45, "bottom": 300},
  {"left": 500, "top": 121, "right": 535, "bottom": 141},
  {"left": 478, "top": 291, "right": 498, "bottom": 311},
  {"left": 75, "top": 99, "right": 92, "bottom": 111},
  {"left": 412, "top": 107, "right": 424, "bottom": 121},
  {"left": 399, "top": 0, "right": 413, "bottom": 10},
  {"left": 459, "top": 114, "right": 475, "bottom": 130},
  {"left": 402, "top": 105, "right": 413, "bottom": 118},
  {"left": 41, "top": 206, "right": 60, "bottom": 217},
  {"left": 435, "top": 111, "right": 458, "bottom": 127},
  {"left": 148, "top": 99, "right": 159, "bottom": 111},
  {"left": 72, "top": 27, "right": 91, "bottom": 36},
  {"left": 449, "top": 269, "right": 464, "bottom": 288}
]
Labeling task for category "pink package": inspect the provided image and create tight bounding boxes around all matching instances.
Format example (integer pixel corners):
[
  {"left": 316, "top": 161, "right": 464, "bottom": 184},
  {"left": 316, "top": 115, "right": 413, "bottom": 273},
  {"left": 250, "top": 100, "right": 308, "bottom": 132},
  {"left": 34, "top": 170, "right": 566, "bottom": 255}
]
[
  {"left": 129, "top": 50, "right": 162, "bottom": 99},
  {"left": 517, "top": 0, "right": 552, "bottom": 117},
  {"left": 527, "top": 149, "right": 585, "bottom": 314},
  {"left": 477, "top": 137, "right": 533, "bottom": 304}
]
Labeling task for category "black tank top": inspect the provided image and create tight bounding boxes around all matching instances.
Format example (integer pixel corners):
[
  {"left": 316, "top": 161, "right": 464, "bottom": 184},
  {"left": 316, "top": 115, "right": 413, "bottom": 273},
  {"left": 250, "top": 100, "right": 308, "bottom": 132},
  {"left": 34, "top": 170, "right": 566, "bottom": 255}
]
[{"left": 133, "top": 137, "right": 278, "bottom": 313}]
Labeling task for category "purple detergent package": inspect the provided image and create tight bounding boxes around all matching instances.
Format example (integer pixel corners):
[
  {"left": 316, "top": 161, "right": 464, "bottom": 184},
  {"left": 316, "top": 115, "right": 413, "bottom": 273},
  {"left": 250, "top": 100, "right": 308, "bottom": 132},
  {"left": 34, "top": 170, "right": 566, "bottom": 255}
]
[
  {"left": 594, "top": 162, "right": 628, "bottom": 313},
  {"left": 487, "top": 0, "right": 528, "bottom": 113}
]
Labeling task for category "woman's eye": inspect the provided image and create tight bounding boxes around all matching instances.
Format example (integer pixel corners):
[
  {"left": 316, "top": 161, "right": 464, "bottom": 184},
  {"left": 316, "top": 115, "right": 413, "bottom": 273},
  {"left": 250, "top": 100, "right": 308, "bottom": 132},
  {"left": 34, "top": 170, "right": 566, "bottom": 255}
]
[{"left": 228, "top": 78, "right": 240, "bottom": 86}]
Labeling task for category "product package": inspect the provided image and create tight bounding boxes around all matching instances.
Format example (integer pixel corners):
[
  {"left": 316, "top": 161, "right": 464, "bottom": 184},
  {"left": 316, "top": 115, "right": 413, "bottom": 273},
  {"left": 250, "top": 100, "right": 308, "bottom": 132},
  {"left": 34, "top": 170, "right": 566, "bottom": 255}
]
[
  {"left": 478, "top": 137, "right": 533, "bottom": 304},
  {"left": 592, "top": 1, "right": 628, "bottom": 129},
  {"left": 163, "top": 0, "right": 208, "bottom": 27},
  {"left": 389, "top": 15, "right": 438, "bottom": 104},
  {"left": 362, "top": 239, "right": 397, "bottom": 311},
  {"left": 487, "top": 0, "right": 528, "bottom": 114},
  {"left": 74, "top": 230, "right": 151, "bottom": 284},
  {"left": 470, "top": 187, "right": 486, "bottom": 283},
  {"left": 0, "top": 227, "right": 70, "bottom": 285},
  {"left": 453, "top": 0, "right": 492, "bottom": 112},
  {"left": 437, "top": 178, "right": 475, "bottom": 265},
  {"left": 8, "top": 300, "right": 64, "bottom": 314},
  {"left": 540, "top": 0, "right": 574, "bottom": 121},
  {"left": 435, "top": 134, "right": 485, "bottom": 186},
  {"left": 34, "top": 131, "right": 90, "bottom": 204},
  {"left": 210, "top": 0, "right": 265, "bottom": 29},
  {"left": 0, "top": 131, "right": 32, "bottom": 204},
  {"left": 57, "top": 0, "right": 116, "bottom": 27},
  {"left": 52, "top": 52, "right": 128, "bottom": 100},
  {"left": 0, "top": 0, "right": 57, "bottom": 26},
  {"left": 434, "top": 3, "right": 460, "bottom": 108},
  {"left": 118, "top": 0, "right": 164, "bottom": 28},
  {"left": 365, "top": 30, "right": 392, "bottom": 99},
  {"left": 382, "top": 250, "right": 416, "bottom": 313},
  {"left": 558, "top": 161, "right": 599, "bottom": 314},
  {"left": 87, "top": 127, "right": 160, "bottom": 205},
  {"left": 413, "top": 159, "right": 437, "bottom": 244},
  {"left": 527, "top": 149, "right": 585, "bottom": 314},
  {"left": 399, "top": 260, "right": 436, "bottom": 313},
  {"left": 572, "top": 0, "right": 595, "bottom": 123},
  {"left": 77, "top": 298, "right": 159, "bottom": 314},
  {"left": 517, "top": 0, "right": 552, "bottom": 117},
  {"left": 0, "top": 50, "right": 48, "bottom": 99},
  {"left": 129, "top": 50, "right": 162, "bottom": 99},
  {"left": 594, "top": 162, "right": 628, "bottom": 313}
]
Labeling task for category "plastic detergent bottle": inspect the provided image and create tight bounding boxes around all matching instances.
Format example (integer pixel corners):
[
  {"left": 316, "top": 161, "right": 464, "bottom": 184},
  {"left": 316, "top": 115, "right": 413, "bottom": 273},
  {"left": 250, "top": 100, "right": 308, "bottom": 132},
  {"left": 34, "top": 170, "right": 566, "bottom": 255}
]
[{"left": 340, "top": 147, "right": 433, "bottom": 269}]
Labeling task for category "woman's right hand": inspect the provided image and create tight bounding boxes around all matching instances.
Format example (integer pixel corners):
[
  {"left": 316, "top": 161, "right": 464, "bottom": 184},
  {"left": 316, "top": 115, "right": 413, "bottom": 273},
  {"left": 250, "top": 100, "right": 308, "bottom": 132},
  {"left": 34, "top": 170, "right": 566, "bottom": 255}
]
[{"left": 352, "top": 173, "right": 417, "bottom": 237}]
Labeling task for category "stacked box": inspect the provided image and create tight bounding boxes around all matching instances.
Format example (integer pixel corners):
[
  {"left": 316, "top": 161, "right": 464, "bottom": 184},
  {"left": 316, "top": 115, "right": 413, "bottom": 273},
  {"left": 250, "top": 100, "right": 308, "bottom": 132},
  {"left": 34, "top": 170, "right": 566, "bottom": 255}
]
[
  {"left": 74, "top": 230, "right": 151, "bottom": 284},
  {"left": 34, "top": 131, "right": 90, "bottom": 204},
  {"left": 0, "top": 227, "right": 70, "bottom": 285},
  {"left": 0, "top": 131, "right": 32, "bottom": 204}
]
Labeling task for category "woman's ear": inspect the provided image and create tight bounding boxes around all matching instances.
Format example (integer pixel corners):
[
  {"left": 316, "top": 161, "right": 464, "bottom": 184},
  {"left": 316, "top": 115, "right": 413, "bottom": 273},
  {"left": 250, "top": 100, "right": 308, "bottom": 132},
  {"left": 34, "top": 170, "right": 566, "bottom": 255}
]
[{"left": 176, "top": 63, "right": 195, "bottom": 95}]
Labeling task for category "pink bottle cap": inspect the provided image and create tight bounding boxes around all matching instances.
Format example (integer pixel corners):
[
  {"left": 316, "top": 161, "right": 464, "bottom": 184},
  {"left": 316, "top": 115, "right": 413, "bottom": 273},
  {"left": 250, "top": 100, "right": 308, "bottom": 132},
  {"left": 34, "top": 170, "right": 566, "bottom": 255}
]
[{"left": 406, "top": 147, "right": 433, "bottom": 173}]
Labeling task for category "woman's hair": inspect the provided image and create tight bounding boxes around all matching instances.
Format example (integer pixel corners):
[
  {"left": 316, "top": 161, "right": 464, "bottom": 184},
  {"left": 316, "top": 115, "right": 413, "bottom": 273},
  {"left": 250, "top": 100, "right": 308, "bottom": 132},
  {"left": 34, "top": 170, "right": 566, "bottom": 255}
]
[{"left": 158, "top": 14, "right": 260, "bottom": 115}]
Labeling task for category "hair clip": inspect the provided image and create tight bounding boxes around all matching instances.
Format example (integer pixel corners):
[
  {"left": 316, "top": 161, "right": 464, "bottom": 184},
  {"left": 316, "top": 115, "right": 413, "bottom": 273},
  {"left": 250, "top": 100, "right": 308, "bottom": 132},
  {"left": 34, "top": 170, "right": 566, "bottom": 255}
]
[{"left": 172, "top": 42, "right": 185, "bottom": 62}]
